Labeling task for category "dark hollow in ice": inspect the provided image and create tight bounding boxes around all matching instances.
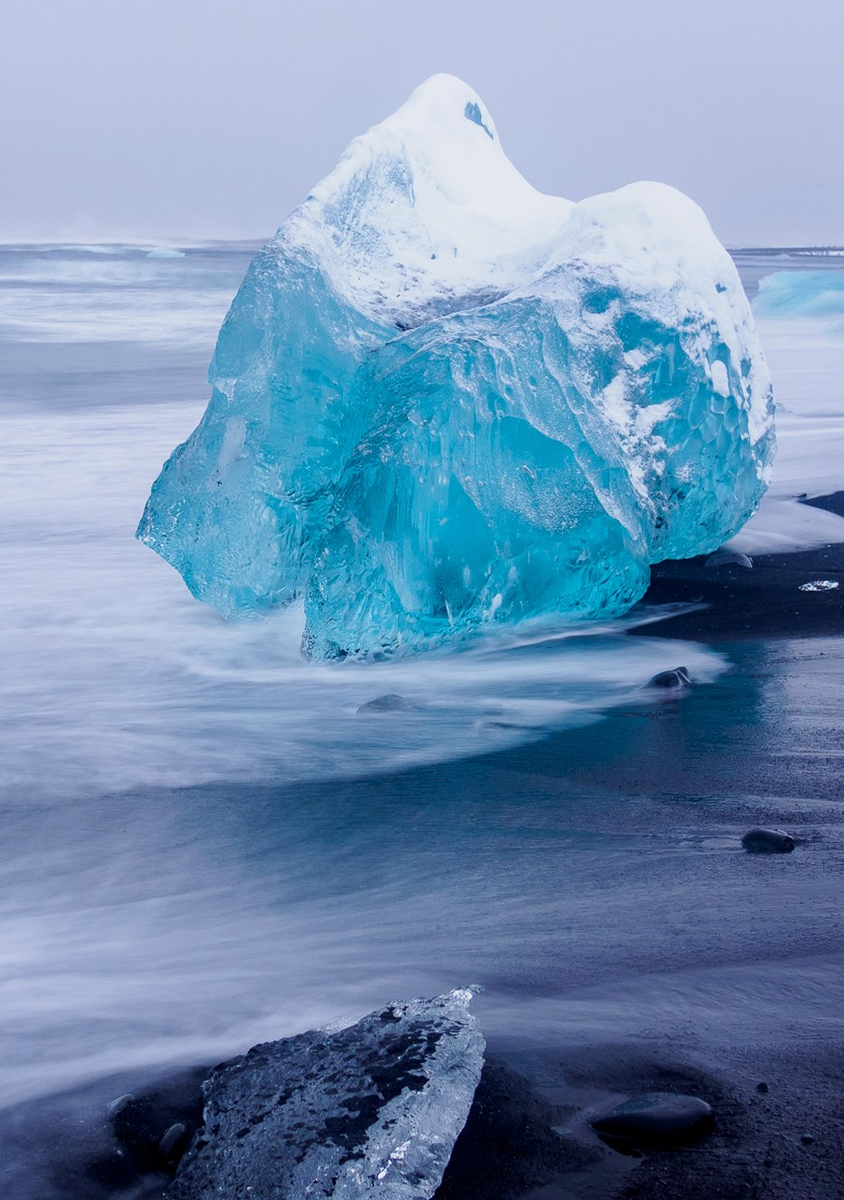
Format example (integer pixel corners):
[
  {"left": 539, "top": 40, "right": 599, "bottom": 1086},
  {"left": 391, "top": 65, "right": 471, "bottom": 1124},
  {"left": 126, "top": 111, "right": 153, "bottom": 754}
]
[
  {"left": 645, "top": 666, "right": 691, "bottom": 690},
  {"left": 591, "top": 1091, "right": 714, "bottom": 1147},
  {"left": 741, "top": 828, "right": 796, "bottom": 854},
  {"left": 357, "top": 693, "right": 413, "bottom": 714}
]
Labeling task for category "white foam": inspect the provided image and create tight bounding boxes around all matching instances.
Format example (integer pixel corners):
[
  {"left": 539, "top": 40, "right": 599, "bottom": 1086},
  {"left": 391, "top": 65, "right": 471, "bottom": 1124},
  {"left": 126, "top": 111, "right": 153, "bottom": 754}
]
[
  {"left": 727, "top": 310, "right": 844, "bottom": 552},
  {"left": 0, "top": 400, "right": 725, "bottom": 808}
]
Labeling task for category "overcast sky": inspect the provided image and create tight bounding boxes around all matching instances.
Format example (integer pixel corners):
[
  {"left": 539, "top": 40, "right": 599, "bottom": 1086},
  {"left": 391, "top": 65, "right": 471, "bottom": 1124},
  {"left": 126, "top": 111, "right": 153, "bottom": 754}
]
[{"left": 2, "top": 0, "right": 841, "bottom": 246}]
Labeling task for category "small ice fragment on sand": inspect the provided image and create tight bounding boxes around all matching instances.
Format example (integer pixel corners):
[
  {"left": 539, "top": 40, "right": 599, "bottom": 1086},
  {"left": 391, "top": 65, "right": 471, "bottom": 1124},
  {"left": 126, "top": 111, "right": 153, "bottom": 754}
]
[
  {"left": 168, "top": 989, "right": 483, "bottom": 1200},
  {"left": 798, "top": 579, "right": 839, "bottom": 592}
]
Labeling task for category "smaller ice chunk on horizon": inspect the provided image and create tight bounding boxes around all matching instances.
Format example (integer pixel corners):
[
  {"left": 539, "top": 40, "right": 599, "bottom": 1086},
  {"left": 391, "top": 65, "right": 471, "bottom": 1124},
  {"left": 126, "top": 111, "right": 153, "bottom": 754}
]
[
  {"left": 753, "top": 269, "right": 844, "bottom": 319},
  {"left": 138, "top": 74, "right": 775, "bottom": 658}
]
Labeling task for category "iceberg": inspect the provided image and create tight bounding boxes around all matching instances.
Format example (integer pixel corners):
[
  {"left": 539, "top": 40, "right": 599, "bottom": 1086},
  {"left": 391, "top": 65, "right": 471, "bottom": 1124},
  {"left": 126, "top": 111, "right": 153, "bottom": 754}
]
[
  {"left": 167, "top": 989, "right": 484, "bottom": 1200},
  {"left": 138, "top": 74, "right": 775, "bottom": 657},
  {"left": 753, "top": 269, "right": 844, "bottom": 318}
]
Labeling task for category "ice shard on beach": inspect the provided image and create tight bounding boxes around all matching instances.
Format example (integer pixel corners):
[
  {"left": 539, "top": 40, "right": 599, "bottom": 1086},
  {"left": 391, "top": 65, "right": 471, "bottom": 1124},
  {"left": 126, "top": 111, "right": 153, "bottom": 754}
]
[
  {"left": 138, "top": 73, "right": 775, "bottom": 657},
  {"left": 168, "top": 989, "right": 484, "bottom": 1200}
]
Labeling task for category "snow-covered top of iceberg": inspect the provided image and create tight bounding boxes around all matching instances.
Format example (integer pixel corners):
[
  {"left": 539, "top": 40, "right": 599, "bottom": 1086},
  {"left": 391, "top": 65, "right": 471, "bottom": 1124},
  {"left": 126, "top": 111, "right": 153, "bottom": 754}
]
[
  {"left": 282, "top": 73, "right": 572, "bottom": 323},
  {"left": 533, "top": 180, "right": 773, "bottom": 447}
]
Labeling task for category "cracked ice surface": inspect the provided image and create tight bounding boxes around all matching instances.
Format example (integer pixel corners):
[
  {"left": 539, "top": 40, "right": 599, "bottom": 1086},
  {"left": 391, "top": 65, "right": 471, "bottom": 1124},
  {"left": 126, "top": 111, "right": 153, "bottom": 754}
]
[
  {"left": 138, "top": 74, "right": 775, "bottom": 657},
  {"left": 168, "top": 990, "right": 484, "bottom": 1200}
]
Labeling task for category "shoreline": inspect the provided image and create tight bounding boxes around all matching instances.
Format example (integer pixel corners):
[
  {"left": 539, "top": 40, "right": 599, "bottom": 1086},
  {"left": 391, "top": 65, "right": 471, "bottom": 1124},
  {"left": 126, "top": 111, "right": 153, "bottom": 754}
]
[
  {"left": 628, "top": 495, "right": 844, "bottom": 645},
  {"left": 3, "top": 618, "right": 844, "bottom": 1197}
]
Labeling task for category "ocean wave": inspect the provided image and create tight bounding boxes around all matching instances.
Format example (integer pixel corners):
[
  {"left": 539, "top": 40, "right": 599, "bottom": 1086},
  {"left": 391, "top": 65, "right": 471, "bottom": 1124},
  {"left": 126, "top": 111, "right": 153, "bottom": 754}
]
[{"left": 0, "top": 400, "right": 728, "bottom": 805}]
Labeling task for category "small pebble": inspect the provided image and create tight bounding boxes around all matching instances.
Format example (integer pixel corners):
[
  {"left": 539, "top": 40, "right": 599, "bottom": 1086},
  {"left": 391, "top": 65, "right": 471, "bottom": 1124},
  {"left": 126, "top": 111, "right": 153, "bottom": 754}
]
[
  {"left": 160, "top": 1122, "right": 189, "bottom": 1157},
  {"left": 756, "top": 1082, "right": 769, "bottom": 1094},
  {"left": 801, "top": 1134, "right": 815, "bottom": 1146},
  {"left": 646, "top": 666, "right": 691, "bottom": 691}
]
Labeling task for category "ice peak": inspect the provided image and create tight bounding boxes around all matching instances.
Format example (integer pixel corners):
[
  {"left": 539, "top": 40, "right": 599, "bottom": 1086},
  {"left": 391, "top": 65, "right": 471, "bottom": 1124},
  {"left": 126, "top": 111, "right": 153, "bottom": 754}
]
[
  {"left": 381, "top": 72, "right": 500, "bottom": 145},
  {"left": 297, "top": 75, "right": 570, "bottom": 323}
]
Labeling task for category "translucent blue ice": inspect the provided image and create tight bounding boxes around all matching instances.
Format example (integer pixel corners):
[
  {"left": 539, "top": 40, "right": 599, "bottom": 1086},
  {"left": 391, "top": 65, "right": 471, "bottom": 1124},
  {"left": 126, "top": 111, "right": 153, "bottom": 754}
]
[
  {"left": 753, "top": 269, "right": 844, "bottom": 318},
  {"left": 138, "top": 75, "right": 775, "bottom": 658}
]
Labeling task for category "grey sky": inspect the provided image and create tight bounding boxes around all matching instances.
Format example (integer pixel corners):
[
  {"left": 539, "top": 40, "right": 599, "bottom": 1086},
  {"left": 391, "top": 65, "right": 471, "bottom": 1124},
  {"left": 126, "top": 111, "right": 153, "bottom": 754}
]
[{"left": 3, "top": 0, "right": 841, "bottom": 246}]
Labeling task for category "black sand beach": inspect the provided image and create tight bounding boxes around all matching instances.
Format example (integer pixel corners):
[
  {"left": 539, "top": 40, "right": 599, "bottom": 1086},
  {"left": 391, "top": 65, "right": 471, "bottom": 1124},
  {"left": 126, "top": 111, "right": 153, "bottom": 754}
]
[
  {"left": 3, "top": 555, "right": 843, "bottom": 1199},
  {"left": 631, "top": 495, "right": 844, "bottom": 644}
]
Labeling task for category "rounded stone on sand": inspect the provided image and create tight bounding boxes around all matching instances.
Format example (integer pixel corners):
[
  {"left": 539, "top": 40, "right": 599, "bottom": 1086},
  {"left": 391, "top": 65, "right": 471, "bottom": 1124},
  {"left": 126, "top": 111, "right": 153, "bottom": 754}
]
[
  {"left": 591, "top": 1092, "right": 713, "bottom": 1145},
  {"left": 160, "top": 1122, "right": 189, "bottom": 1158},
  {"left": 646, "top": 666, "right": 691, "bottom": 690},
  {"left": 741, "top": 828, "right": 795, "bottom": 854}
]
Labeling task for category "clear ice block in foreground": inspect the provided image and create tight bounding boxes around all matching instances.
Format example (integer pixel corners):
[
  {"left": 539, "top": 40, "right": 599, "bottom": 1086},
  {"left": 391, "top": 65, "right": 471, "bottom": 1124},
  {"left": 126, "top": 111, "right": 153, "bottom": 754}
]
[
  {"left": 138, "top": 74, "right": 775, "bottom": 657},
  {"left": 168, "top": 990, "right": 484, "bottom": 1200}
]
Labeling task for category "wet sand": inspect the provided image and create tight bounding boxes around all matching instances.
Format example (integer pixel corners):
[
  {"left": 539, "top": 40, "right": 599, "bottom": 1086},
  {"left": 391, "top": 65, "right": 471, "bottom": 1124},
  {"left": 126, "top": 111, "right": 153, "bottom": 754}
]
[
  {"left": 633, "top": 494, "right": 844, "bottom": 643},
  {"left": 4, "top": 579, "right": 843, "bottom": 1198},
  {"left": 461, "top": 529, "right": 844, "bottom": 1198}
]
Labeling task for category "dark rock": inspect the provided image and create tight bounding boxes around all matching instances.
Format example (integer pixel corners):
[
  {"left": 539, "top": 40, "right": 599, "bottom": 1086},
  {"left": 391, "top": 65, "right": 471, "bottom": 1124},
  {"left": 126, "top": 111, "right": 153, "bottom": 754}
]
[
  {"left": 357, "top": 692, "right": 413, "bottom": 714},
  {"left": 160, "top": 1123, "right": 190, "bottom": 1160},
  {"left": 646, "top": 666, "right": 691, "bottom": 690},
  {"left": 800, "top": 1134, "right": 815, "bottom": 1145},
  {"left": 591, "top": 1091, "right": 713, "bottom": 1146},
  {"left": 110, "top": 1069, "right": 206, "bottom": 1176},
  {"left": 704, "top": 549, "right": 753, "bottom": 570},
  {"left": 756, "top": 1082, "right": 769, "bottom": 1094},
  {"left": 168, "top": 990, "right": 483, "bottom": 1200},
  {"left": 741, "top": 828, "right": 795, "bottom": 854}
]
